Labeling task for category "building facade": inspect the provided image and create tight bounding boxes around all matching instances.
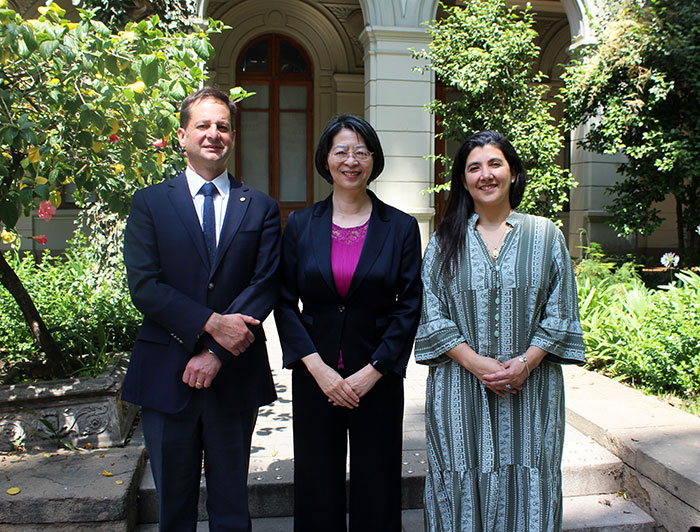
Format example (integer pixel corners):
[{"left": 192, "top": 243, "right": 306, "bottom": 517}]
[{"left": 8, "top": 0, "right": 679, "bottom": 258}]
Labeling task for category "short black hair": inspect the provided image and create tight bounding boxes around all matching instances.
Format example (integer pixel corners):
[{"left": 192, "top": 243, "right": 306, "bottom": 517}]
[
  {"left": 314, "top": 115, "right": 385, "bottom": 184},
  {"left": 180, "top": 87, "right": 237, "bottom": 130}
]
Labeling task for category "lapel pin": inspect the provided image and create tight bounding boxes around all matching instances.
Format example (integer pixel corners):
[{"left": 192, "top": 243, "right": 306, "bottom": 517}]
[{"left": 239, "top": 197, "right": 246, "bottom": 202}]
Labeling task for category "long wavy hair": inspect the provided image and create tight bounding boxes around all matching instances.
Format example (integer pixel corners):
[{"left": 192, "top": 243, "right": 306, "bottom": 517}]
[{"left": 436, "top": 130, "right": 527, "bottom": 278}]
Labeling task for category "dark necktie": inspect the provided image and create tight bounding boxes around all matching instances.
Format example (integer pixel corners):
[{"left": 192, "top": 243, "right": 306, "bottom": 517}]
[{"left": 199, "top": 182, "right": 218, "bottom": 265}]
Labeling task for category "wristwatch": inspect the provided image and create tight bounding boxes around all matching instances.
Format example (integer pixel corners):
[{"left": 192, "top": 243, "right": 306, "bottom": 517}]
[{"left": 371, "top": 360, "right": 389, "bottom": 376}]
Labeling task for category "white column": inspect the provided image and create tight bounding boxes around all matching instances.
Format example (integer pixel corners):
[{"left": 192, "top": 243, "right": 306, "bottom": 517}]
[
  {"left": 568, "top": 124, "right": 637, "bottom": 258},
  {"left": 360, "top": 25, "right": 434, "bottom": 247}
]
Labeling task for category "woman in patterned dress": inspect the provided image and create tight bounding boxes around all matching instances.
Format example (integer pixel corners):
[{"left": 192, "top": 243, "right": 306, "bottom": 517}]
[
  {"left": 415, "top": 131, "right": 585, "bottom": 532},
  {"left": 275, "top": 115, "right": 422, "bottom": 532}
]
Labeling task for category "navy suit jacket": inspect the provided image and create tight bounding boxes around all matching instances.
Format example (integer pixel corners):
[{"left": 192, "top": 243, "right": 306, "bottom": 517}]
[
  {"left": 274, "top": 191, "right": 422, "bottom": 377},
  {"left": 122, "top": 172, "right": 280, "bottom": 414}
]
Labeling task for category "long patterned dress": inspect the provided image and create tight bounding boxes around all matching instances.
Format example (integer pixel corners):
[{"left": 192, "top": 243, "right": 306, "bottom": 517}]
[{"left": 415, "top": 212, "right": 585, "bottom": 532}]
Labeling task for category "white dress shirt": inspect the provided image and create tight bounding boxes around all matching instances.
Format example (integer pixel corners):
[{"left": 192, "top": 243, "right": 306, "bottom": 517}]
[{"left": 185, "top": 168, "right": 230, "bottom": 246}]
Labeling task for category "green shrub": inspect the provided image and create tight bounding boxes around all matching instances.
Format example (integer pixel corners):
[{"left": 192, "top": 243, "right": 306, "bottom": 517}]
[
  {"left": 0, "top": 236, "right": 141, "bottom": 383},
  {"left": 578, "top": 262, "right": 700, "bottom": 402}
]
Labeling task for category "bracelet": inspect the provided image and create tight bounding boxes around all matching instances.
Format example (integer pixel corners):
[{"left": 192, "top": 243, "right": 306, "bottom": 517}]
[{"left": 518, "top": 355, "right": 530, "bottom": 377}]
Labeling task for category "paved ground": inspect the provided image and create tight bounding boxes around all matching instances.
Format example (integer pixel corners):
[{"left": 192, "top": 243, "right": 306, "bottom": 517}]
[
  {"left": 134, "top": 317, "right": 432, "bottom": 531},
  {"left": 139, "top": 318, "right": 655, "bottom": 531},
  {"left": 5, "top": 316, "right": 698, "bottom": 531},
  {"left": 247, "top": 317, "right": 430, "bottom": 490}
]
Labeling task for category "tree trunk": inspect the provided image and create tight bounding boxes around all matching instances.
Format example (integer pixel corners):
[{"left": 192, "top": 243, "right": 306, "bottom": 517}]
[
  {"left": 674, "top": 194, "right": 685, "bottom": 253},
  {"left": 0, "top": 248, "right": 69, "bottom": 376}
]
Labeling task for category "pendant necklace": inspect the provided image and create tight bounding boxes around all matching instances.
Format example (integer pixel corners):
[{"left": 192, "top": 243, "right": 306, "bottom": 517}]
[{"left": 488, "top": 226, "right": 510, "bottom": 260}]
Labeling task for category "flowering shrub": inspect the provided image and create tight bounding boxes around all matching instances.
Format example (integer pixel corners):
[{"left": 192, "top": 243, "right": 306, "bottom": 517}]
[{"left": 0, "top": 2, "right": 247, "bottom": 377}]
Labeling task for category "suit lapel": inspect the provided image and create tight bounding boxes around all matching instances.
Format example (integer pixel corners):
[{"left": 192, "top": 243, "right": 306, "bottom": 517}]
[
  {"left": 167, "top": 174, "right": 209, "bottom": 267},
  {"left": 311, "top": 196, "right": 339, "bottom": 297},
  {"left": 345, "top": 192, "right": 390, "bottom": 300},
  {"left": 212, "top": 175, "right": 250, "bottom": 275}
]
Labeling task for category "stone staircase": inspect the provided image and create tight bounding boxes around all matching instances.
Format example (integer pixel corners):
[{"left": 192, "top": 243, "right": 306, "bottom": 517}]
[
  {"left": 135, "top": 423, "right": 656, "bottom": 531},
  {"left": 9, "top": 324, "right": 698, "bottom": 531}
]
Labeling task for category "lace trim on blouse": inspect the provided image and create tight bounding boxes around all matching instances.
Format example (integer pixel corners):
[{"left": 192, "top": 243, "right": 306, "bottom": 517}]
[{"left": 331, "top": 219, "right": 369, "bottom": 243}]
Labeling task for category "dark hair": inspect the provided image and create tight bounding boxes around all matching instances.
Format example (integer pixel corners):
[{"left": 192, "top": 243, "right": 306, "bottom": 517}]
[
  {"left": 180, "top": 87, "right": 237, "bottom": 129},
  {"left": 314, "top": 114, "right": 385, "bottom": 184},
  {"left": 436, "top": 130, "right": 527, "bottom": 278}
]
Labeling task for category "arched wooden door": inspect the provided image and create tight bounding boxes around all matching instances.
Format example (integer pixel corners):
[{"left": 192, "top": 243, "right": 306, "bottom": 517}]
[{"left": 235, "top": 34, "right": 314, "bottom": 224}]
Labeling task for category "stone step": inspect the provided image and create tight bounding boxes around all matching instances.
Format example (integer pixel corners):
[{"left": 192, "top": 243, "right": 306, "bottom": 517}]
[
  {"left": 562, "top": 425, "right": 624, "bottom": 497},
  {"left": 0, "top": 445, "right": 146, "bottom": 532},
  {"left": 136, "top": 494, "right": 656, "bottom": 532},
  {"left": 561, "top": 494, "right": 657, "bottom": 531},
  {"left": 137, "top": 425, "right": 626, "bottom": 524}
]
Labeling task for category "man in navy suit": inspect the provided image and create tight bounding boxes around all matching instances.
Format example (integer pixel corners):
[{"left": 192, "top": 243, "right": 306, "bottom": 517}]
[{"left": 123, "top": 87, "right": 280, "bottom": 531}]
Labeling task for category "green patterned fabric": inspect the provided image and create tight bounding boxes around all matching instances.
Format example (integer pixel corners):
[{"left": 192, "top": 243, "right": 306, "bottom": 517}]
[{"left": 415, "top": 212, "right": 585, "bottom": 532}]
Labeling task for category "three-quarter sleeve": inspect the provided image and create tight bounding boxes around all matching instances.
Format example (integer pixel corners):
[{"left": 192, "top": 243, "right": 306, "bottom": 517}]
[
  {"left": 530, "top": 226, "right": 585, "bottom": 365},
  {"left": 415, "top": 235, "right": 466, "bottom": 366}
]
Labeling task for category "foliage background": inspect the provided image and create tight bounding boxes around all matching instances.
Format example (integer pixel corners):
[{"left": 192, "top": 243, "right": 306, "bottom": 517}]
[
  {"left": 0, "top": 2, "right": 222, "bottom": 229},
  {"left": 577, "top": 253, "right": 700, "bottom": 405},
  {"left": 0, "top": 236, "right": 141, "bottom": 384},
  {"left": 414, "top": 0, "right": 575, "bottom": 220},
  {"left": 78, "top": 0, "right": 199, "bottom": 32},
  {"left": 0, "top": 1, "right": 234, "bottom": 378},
  {"left": 561, "top": 0, "right": 700, "bottom": 255}
]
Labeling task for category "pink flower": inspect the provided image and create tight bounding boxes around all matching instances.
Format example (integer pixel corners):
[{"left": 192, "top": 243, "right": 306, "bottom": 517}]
[
  {"left": 37, "top": 201, "right": 57, "bottom": 222},
  {"left": 32, "top": 235, "right": 47, "bottom": 245},
  {"left": 152, "top": 138, "right": 167, "bottom": 148},
  {"left": 109, "top": 134, "right": 120, "bottom": 143}
]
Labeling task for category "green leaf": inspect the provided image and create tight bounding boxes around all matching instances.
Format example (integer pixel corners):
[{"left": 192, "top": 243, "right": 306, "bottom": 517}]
[
  {"left": 192, "top": 38, "right": 209, "bottom": 60},
  {"left": 19, "top": 186, "right": 33, "bottom": 206},
  {"left": 188, "top": 65, "right": 202, "bottom": 79},
  {"left": 34, "top": 184, "right": 49, "bottom": 201},
  {"left": 38, "top": 39, "right": 59, "bottom": 58},
  {"left": 19, "top": 24, "right": 38, "bottom": 52},
  {"left": 16, "top": 38, "right": 30, "bottom": 58},
  {"left": 104, "top": 54, "right": 120, "bottom": 76},
  {"left": 0, "top": 197, "right": 19, "bottom": 228},
  {"left": 3, "top": 126, "right": 19, "bottom": 145},
  {"left": 169, "top": 80, "right": 186, "bottom": 100},
  {"left": 19, "top": 128, "right": 36, "bottom": 144},
  {"left": 76, "top": 130, "right": 92, "bottom": 147},
  {"left": 140, "top": 58, "right": 160, "bottom": 87}
]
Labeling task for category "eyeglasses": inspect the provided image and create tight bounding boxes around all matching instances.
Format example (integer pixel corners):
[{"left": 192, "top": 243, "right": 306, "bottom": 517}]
[{"left": 330, "top": 149, "right": 373, "bottom": 163}]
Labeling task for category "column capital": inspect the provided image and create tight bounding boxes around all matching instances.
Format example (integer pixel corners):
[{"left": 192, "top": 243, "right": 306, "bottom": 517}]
[
  {"left": 359, "top": 25, "right": 432, "bottom": 51},
  {"left": 359, "top": 0, "right": 438, "bottom": 28}
]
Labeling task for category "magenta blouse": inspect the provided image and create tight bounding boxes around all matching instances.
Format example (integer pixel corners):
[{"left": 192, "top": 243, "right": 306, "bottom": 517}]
[{"left": 331, "top": 220, "right": 369, "bottom": 368}]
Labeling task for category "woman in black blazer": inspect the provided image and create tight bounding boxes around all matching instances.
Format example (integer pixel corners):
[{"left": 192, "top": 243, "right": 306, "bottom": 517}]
[{"left": 275, "top": 115, "right": 422, "bottom": 532}]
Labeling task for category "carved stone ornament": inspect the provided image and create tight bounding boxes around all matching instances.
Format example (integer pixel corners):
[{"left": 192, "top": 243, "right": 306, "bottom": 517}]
[
  {"left": 325, "top": 5, "right": 357, "bottom": 23},
  {"left": 0, "top": 357, "right": 138, "bottom": 452}
]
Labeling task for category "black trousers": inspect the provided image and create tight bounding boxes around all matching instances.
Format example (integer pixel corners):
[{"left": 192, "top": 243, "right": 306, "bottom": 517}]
[
  {"left": 291, "top": 366, "right": 404, "bottom": 532},
  {"left": 141, "top": 390, "right": 257, "bottom": 532}
]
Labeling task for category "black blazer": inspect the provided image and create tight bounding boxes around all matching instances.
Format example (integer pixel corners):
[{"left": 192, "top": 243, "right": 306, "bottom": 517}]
[
  {"left": 274, "top": 191, "right": 422, "bottom": 377},
  {"left": 122, "top": 172, "right": 280, "bottom": 414}
]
